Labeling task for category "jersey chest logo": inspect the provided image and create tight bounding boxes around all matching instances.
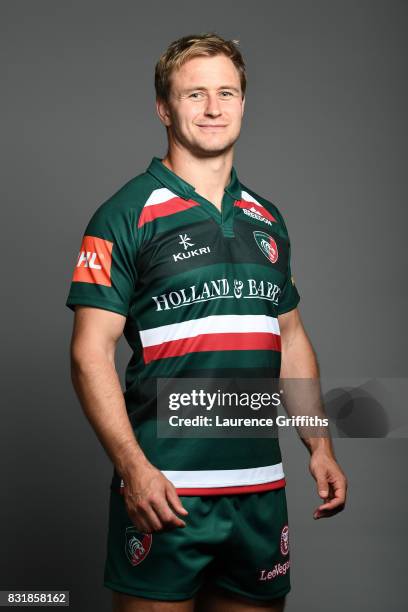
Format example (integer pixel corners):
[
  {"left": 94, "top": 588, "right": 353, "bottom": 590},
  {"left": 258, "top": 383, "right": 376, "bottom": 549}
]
[
  {"left": 253, "top": 231, "right": 279, "bottom": 264},
  {"left": 242, "top": 205, "right": 273, "bottom": 226},
  {"left": 172, "top": 233, "right": 211, "bottom": 262}
]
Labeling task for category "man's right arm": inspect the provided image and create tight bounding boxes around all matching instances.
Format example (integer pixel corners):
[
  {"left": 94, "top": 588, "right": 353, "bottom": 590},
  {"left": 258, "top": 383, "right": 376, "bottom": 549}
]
[{"left": 69, "top": 305, "right": 189, "bottom": 532}]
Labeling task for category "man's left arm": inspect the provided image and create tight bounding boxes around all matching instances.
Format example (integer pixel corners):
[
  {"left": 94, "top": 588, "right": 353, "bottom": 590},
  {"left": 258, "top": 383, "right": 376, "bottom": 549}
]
[{"left": 278, "top": 307, "right": 348, "bottom": 519}]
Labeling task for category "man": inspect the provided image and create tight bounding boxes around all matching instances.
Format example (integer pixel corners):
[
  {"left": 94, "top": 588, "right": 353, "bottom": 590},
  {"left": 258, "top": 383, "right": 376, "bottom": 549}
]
[{"left": 66, "top": 33, "right": 347, "bottom": 612}]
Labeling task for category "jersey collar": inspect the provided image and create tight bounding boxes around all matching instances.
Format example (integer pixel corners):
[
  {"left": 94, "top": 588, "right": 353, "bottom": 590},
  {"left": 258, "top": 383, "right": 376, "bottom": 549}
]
[{"left": 146, "top": 156, "right": 242, "bottom": 201}]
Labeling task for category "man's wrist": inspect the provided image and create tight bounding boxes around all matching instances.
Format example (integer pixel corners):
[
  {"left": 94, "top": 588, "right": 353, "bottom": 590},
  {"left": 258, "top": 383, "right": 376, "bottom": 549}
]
[
  {"left": 115, "top": 445, "right": 151, "bottom": 480},
  {"left": 303, "top": 436, "right": 335, "bottom": 457}
]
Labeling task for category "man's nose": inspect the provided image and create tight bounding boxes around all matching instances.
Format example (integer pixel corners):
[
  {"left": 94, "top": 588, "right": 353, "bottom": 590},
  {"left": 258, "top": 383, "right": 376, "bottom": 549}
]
[{"left": 204, "top": 94, "right": 222, "bottom": 116}]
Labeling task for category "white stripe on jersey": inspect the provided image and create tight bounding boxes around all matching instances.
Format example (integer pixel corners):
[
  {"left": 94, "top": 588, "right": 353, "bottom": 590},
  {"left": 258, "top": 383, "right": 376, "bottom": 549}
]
[
  {"left": 139, "top": 313, "right": 280, "bottom": 347},
  {"left": 145, "top": 187, "right": 178, "bottom": 206},
  {"left": 161, "top": 462, "right": 284, "bottom": 487}
]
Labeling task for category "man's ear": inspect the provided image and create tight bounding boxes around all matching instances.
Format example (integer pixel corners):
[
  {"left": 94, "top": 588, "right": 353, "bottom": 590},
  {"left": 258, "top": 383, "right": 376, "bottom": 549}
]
[
  {"left": 156, "top": 97, "right": 172, "bottom": 127},
  {"left": 241, "top": 95, "right": 246, "bottom": 116}
]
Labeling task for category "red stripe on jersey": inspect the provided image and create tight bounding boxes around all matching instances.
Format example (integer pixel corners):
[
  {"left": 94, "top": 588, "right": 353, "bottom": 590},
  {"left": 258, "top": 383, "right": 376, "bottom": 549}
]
[
  {"left": 117, "top": 478, "right": 286, "bottom": 495},
  {"left": 235, "top": 199, "right": 277, "bottom": 222},
  {"left": 143, "top": 331, "right": 281, "bottom": 363},
  {"left": 138, "top": 197, "right": 200, "bottom": 227},
  {"left": 174, "top": 478, "right": 286, "bottom": 495},
  {"left": 118, "top": 478, "right": 286, "bottom": 496}
]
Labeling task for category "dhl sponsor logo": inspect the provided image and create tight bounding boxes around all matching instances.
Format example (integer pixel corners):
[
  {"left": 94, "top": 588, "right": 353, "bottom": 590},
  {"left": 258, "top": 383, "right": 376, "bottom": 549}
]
[{"left": 72, "top": 235, "right": 113, "bottom": 287}]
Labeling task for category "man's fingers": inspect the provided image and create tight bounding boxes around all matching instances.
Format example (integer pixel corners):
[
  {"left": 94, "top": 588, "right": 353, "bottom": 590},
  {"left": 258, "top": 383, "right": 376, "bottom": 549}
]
[
  {"left": 150, "top": 495, "right": 187, "bottom": 530},
  {"left": 123, "top": 470, "right": 189, "bottom": 532},
  {"left": 140, "top": 502, "right": 165, "bottom": 532},
  {"left": 317, "top": 496, "right": 344, "bottom": 511},
  {"left": 313, "top": 481, "right": 347, "bottom": 518},
  {"left": 311, "top": 455, "right": 348, "bottom": 519},
  {"left": 314, "top": 503, "right": 345, "bottom": 519},
  {"left": 315, "top": 472, "right": 329, "bottom": 499},
  {"left": 124, "top": 490, "right": 169, "bottom": 532},
  {"left": 128, "top": 500, "right": 163, "bottom": 532},
  {"left": 166, "top": 484, "right": 189, "bottom": 517},
  {"left": 127, "top": 508, "right": 152, "bottom": 533}
]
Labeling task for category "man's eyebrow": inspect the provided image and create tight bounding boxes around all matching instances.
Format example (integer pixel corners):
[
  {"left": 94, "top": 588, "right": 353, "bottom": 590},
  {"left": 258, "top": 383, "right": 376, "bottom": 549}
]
[{"left": 181, "top": 85, "right": 241, "bottom": 93}]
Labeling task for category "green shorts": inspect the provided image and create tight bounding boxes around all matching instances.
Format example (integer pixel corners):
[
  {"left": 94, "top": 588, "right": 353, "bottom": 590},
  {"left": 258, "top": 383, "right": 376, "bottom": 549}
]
[{"left": 103, "top": 486, "right": 291, "bottom": 602}]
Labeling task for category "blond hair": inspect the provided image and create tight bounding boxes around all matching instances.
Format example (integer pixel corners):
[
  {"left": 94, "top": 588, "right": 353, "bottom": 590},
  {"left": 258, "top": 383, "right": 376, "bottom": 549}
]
[{"left": 155, "top": 32, "right": 246, "bottom": 102}]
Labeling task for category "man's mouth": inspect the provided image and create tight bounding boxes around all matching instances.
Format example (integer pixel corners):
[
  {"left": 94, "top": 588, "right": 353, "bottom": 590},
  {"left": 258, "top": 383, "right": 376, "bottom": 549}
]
[{"left": 197, "top": 124, "right": 227, "bottom": 129}]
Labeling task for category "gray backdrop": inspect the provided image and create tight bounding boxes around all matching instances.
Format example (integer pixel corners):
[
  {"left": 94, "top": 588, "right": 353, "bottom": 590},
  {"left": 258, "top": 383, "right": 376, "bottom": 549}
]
[{"left": 1, "top": 1, "right": 407, "bottom": 610}]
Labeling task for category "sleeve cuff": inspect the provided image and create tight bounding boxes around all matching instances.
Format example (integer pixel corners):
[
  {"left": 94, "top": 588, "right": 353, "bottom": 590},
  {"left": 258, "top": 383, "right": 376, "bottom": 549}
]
[{"left": 65, "top": 296, "right": 129, "bottom": 317}]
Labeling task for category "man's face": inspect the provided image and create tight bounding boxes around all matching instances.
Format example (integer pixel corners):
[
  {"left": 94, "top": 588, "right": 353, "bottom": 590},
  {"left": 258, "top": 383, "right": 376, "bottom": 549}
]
[{"left": 158, "top": 54, "right": 245, "bottom": 157}]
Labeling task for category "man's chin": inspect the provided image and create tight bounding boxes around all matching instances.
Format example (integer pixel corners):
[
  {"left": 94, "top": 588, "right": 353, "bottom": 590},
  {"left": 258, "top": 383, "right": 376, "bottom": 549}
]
[{"left": 190, "top": 140, "right": 236, "bottom": 158}]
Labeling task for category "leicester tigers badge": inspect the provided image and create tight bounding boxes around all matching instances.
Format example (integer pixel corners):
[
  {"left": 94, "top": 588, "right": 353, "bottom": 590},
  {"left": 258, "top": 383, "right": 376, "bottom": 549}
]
[
  {"left": 253, "top": 231, "right": 279, "bottom": 264},
  {"left": 125, "top": 526, "right": 152, "bottom": 566},
  {"left": 280, "top": 524, "right": 289, "bottom": 556}
]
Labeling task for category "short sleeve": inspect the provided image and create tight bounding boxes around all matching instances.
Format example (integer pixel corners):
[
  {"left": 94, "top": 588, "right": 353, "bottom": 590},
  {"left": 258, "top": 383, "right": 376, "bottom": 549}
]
[
  {"left": 276, "top": 213, "right": 300, "bottom": 315},
  {"left": 65, "top": 200, "right": 138, "bottom": 317}
]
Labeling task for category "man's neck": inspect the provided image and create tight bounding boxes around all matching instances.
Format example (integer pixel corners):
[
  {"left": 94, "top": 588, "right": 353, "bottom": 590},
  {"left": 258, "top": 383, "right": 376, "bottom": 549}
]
[{"left": 161, "top": 149, "right": 234, "bottom": 211}]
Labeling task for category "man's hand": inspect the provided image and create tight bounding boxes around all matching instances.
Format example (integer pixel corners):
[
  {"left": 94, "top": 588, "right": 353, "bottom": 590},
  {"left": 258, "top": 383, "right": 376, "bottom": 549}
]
[
  {"left": 69, "top": 306, "right": 190, "bottom": 534},
  {"left": 122, "top": 461, "right": 189, "bottom": 533},
  {"left": 309, "top": 450, "right": 348, "bottom": 519}
]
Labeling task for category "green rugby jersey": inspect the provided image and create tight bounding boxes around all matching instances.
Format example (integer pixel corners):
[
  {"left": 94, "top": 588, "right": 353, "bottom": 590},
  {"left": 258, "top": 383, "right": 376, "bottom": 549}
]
[{"left": 66, "top": 157, "right": 300, "bottom": 495}]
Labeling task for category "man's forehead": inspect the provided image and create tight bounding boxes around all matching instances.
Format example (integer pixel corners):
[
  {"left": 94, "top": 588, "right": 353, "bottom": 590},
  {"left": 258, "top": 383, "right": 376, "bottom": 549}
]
[{"left": 170, "top": 56, "right": 241, "bottom": 91}]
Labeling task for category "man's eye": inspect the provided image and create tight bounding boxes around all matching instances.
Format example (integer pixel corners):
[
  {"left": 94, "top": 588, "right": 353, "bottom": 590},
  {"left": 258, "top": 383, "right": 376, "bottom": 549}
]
[{"left": 189, "top": 91, "right": 234, "bottom": 98}]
